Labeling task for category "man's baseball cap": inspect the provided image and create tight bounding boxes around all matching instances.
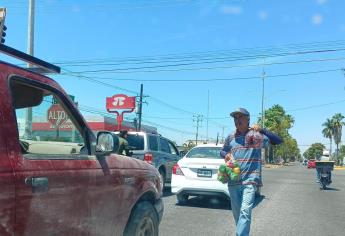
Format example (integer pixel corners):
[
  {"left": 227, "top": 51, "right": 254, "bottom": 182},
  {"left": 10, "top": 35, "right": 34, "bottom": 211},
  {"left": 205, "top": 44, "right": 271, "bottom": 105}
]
[{"left": 230, "top": 108, "right": 250, "bottom": 118}]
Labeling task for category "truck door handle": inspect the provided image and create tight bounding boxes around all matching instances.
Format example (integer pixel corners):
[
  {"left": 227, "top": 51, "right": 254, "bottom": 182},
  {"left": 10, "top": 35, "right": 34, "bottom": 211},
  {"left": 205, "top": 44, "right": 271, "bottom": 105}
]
[{"left": 25, "top": 177, "right": 49, "bottom": 193}]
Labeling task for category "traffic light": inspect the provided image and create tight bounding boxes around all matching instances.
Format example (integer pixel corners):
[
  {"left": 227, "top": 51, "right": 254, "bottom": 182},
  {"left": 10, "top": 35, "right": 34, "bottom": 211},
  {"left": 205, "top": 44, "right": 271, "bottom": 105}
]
[{"left": 0, "top": 8, "right": 7, "bottom": 44}]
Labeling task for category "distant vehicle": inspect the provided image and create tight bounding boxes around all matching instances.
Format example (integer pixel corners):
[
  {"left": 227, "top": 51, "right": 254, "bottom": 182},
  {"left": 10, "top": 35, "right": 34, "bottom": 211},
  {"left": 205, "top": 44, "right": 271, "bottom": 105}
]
[
  {"left": 303, "top": 159, "right": 308, "bottom": 166},
  {"left": 315, "top": 161, "right": 334, "bottom": 190},
  {"left": 308, "top": 159, "right": 316, "bottom": 168},
  {"left": 171, "top": 144, "right": 230, "bottom": 205},
  {"left": 0, "top": 43, "right": 163, "bottom": 235},
  {"left": 114, "top": 131, "right": 180, "bottom": 188}
]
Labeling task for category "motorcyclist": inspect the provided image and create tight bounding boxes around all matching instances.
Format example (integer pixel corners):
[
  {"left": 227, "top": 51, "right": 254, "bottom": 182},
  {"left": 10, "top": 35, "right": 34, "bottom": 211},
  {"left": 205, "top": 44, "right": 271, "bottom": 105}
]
[{"left": 316, "top": 150, "right": 332, "bottom": 183}]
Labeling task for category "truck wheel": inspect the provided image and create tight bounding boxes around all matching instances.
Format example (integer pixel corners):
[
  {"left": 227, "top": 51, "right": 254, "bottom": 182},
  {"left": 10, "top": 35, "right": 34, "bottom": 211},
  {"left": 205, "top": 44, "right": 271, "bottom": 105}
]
[
  {"left": 124, "top": 201, "right": 159, "bottom": 236},
  {"left": 177, "top": 193, "right": 188, "bottom": 205}
]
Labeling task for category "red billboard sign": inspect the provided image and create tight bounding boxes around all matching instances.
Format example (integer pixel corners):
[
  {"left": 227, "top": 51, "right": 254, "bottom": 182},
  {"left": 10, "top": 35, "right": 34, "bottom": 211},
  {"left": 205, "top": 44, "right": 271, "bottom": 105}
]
[
  {"left": 47, "top": 104, "right": 68, "bottom": 127},
  {"left": 106, "top": 94, "right": 136, "bottom": 110}
]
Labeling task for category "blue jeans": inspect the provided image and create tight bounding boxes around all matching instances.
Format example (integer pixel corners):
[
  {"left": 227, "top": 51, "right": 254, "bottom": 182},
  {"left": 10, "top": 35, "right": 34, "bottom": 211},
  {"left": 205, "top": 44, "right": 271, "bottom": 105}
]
[{"left": 228, "top": 184, "right": 257, "bottom": 236}]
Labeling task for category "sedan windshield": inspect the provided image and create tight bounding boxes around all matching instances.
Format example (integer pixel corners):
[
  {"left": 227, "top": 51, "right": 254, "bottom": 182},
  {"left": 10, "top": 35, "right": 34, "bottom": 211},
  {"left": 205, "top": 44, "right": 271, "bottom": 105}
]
[{"left": 186, "top": 147, "right": 222, "bottom": 159}]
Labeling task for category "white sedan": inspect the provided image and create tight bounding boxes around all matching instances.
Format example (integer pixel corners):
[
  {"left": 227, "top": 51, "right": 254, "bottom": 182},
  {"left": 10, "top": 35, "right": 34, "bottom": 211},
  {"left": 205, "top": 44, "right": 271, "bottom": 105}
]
[{"left": 171, "top": 144, "right": 229, "bottom": 205}]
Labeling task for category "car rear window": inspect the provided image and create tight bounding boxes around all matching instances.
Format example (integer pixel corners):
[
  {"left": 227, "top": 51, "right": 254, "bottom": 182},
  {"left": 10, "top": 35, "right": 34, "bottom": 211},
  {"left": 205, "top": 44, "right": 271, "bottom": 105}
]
[
  {"left": 127, "top": 134, "right": 144, "bottom": 150},
  {"left": 186, "top": 147, "right": 222, "bottom": 159}
]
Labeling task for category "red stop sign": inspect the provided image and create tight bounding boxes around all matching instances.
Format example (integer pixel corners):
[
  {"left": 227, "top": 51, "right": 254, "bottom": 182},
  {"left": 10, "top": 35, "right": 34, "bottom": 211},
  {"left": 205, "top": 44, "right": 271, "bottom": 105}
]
[{"left": 47, "top": 104, "right": 68, "bottom": 126}]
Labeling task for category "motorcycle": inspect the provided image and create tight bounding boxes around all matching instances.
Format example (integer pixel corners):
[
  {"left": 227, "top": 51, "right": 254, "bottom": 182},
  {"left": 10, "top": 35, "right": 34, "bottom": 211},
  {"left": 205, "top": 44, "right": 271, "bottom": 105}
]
[{"left": 315, "top": 161, "right": 334, "bottom": 190}]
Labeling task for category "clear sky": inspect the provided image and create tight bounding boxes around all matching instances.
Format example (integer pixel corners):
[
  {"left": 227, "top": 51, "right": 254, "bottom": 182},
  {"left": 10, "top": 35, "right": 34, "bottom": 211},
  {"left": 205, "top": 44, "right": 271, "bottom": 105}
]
[{"left": 1, "top": 0, "right": 345, "bottom": 153}]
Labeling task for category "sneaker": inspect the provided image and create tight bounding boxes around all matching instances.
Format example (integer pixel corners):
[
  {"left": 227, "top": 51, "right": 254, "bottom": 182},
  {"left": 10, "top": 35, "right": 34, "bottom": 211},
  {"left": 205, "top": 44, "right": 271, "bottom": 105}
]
[{"left": 316, "top": 180, "right": 320, "bottom": 183}]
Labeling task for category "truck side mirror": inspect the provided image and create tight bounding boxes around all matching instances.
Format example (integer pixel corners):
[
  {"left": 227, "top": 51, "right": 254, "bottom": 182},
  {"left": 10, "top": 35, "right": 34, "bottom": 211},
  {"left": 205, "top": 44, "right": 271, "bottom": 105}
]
[{"left": 96, "top": 132, "right": 119, "bottom": 155}]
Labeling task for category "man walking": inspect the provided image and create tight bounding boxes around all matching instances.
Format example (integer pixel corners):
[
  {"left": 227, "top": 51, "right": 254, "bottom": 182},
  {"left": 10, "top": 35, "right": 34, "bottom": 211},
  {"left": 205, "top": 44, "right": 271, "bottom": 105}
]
[{"left": 220, "top": 108, "right": 282, "bottom": 236}]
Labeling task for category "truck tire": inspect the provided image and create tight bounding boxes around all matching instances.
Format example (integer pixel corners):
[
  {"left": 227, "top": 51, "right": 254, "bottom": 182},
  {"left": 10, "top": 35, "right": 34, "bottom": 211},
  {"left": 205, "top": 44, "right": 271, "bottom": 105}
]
[{"left": 124, "top": 201, "right": 159, "bottom": 236}]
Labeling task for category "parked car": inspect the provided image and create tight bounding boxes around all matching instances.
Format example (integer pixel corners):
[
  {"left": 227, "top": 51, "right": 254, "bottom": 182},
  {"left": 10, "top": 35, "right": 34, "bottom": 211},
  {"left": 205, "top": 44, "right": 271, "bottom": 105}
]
[
  {"left": 171, "top": 144, "right": 230, "bottom": 205},
  {"left": 0, "top": 45, "right": 163, "bottom": 236},
  {"left": 308, "top": 159, "right": 316, "bottom": 168},
  {"left": 114, "top": 131, "right": 180, "bottom": 188}
]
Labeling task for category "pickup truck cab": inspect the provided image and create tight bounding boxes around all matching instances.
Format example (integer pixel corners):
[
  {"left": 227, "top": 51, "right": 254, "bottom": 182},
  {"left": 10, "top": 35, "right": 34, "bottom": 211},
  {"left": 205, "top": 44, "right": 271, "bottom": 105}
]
[{"left": 0, "top": 45, "right": 163, "bottom": 236}]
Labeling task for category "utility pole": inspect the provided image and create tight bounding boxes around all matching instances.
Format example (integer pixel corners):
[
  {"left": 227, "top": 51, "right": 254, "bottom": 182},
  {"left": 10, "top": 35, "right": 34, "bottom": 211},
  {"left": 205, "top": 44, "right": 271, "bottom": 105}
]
[
  {"left": 193, "top": 114, "right": 203, "bottom": 145},
  {"left": 206, "top": 90, "right": 210, "bottom": 142},
  {"left": 138, "top": 84, "right": 143, "bottom": 131},
  {"left": 261, "top": 68, "right": 265, "bottom": 129},
  {"left": 24, "top": 0, "right": 35, "bottom": 138},
  {"left": 221, "top": 126, "right": 226, "bottom": 143}
]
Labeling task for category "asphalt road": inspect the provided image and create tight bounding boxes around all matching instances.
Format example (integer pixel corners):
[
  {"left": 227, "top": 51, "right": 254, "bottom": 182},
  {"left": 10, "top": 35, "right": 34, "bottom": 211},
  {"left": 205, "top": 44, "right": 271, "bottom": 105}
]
[{"left": 159, "top": 163, "right": 345, "bottom": 236}]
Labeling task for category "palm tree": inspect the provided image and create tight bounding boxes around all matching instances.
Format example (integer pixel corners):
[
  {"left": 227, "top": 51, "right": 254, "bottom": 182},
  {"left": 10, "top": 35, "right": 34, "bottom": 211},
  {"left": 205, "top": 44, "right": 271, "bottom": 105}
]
[
  {"left": 332, "top": 113, "right": 345, "bottom": 163},
  {"left": 322, "top": 118, "right": 333, "bottom": 159}
]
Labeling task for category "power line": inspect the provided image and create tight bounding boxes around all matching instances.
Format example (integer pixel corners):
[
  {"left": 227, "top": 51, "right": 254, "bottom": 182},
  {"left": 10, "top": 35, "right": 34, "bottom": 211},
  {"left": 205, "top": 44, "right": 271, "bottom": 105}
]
[
  {"left": 6, "top": 0, "right": 200, "bottom": 12},
  {"left": 61, "top": 68, "right": 198, "bottom": 116},
  {"left": 55, "top": 45, "right": 345, "bottom": 68},
  {"left": 61, "top": 56, "right": 345, "bottom": 77},
  {"left": 286, "top": 99, "right": 345, "bottom": 112},
  {"left": 68, "top": 49, "right": 345, "bottom": 74},
  {"left": 62, "top": 67, "right": 341, "bottom": 83},
  {"left": 52, "top": 40, "right": 345, "bottom": 66},
  {"left": 199, "top": 99, "right": 345, "bottom": 120},
  {"left": 142, "top": 118, "right": 196, "bottom": 136}
]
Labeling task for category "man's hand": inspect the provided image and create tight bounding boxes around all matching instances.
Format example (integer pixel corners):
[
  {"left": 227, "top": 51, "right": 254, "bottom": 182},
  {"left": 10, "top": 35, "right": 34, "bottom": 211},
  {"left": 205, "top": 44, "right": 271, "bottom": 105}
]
[
  {"left": 225, "top": 153, "right": 233, "bottom": 163},
  {"left": 251, "top": 124, "right": 262, "bottom": 132}
]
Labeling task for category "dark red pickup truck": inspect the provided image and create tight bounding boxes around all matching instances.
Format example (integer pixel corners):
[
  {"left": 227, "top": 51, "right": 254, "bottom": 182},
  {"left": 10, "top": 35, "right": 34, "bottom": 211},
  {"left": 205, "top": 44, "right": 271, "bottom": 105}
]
[{"left": 0, "top": 44, "right": 163, "bottom": 236}]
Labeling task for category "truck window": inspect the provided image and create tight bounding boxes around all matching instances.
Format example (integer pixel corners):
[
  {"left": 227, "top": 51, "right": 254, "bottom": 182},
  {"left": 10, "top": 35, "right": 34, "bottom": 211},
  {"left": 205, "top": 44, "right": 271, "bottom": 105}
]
[
  {"left": 148, "top": 135, "right": 158, "bottom": 151},
  {"left": 11, "top": 79, "right": 87, "bottom": 158},
  {"left": 168, "top": 141, "right": 178, "bottom": 155},
  {"left": 126, "top": 134, "right": 145, "bottom": 150},
  {"left": 160, "top": 138, "right": 171, "bottom": 154}
]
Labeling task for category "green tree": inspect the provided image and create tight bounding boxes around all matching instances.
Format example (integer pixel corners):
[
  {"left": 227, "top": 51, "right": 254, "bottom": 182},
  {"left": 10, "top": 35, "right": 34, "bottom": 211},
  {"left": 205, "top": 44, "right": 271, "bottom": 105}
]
[
  {"left": 182, "top": 140, "right": 196, "bottom": 153},
  {"left": 332, "top": 113, "right": 345, "bottom": 164},
  {"left": 258, "top": 105, "right": 296, "bottom": 163},
  {"left": 338, "top": 145, "right": 345, "bottom": 165},
  {"left": 322, "top": 118, "right": 333, "bottom": 159},
  {"left": 303, "top": 143, "right": 325, "bottom": 160}
]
